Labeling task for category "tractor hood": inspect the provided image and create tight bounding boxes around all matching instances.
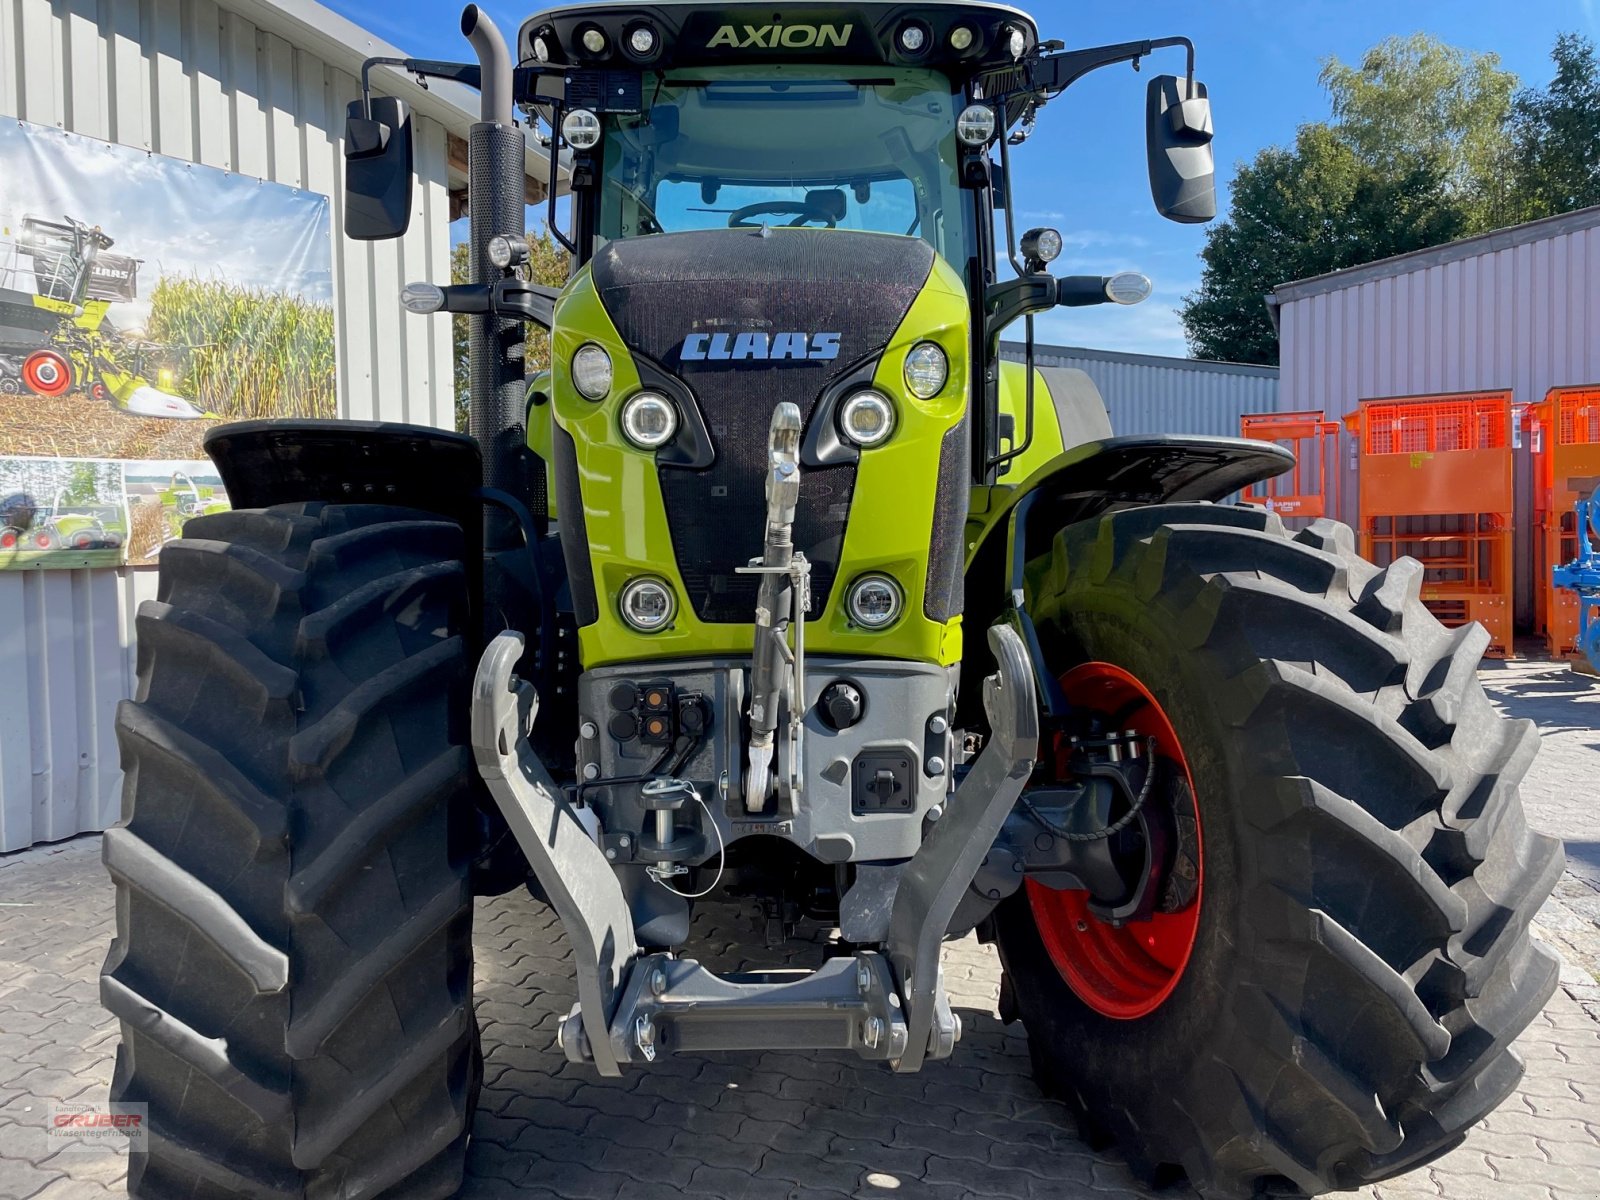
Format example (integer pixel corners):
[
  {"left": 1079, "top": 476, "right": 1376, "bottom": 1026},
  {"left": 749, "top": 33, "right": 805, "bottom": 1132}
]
[{"left": 589, "top": 227, "right": 936, "bottom": 623}]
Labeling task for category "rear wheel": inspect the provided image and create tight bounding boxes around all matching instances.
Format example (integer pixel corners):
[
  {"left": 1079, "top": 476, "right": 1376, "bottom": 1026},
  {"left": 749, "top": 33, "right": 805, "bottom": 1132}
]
[
  {"left": 103, "top": 502, "right": 479, "bottom": 1199},
  {"left": 994, "top": 503, "right": 1562, "bottom": 1198},
  {"left": 22, "top": 348, "right": 72, "bottom": 396}
]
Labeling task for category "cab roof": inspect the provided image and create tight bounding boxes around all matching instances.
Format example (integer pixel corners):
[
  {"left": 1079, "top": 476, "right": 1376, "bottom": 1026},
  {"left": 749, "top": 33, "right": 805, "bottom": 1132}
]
[{"left": 517, "top": 2, "right": 1040, "bottom": 80}]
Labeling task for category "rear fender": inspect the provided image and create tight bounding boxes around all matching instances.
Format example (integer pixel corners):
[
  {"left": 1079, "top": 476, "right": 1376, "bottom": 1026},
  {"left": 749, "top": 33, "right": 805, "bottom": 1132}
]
[{"left": 959, "top": 435, "right": 1292, "bottom": 724}]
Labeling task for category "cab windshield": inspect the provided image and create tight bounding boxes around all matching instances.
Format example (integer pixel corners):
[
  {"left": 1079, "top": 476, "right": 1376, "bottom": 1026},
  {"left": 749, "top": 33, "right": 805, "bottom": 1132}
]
[{"left": 598, "top": 66, "right": 973, "bottom": 278}]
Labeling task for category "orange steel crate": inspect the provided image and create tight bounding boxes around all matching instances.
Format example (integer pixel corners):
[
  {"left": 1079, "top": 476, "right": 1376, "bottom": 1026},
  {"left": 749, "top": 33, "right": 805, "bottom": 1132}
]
[
  {"left": 1526, "top": 385, "right": 1600, "bottom": 657},
  {"left": 1239, "top": 411, "right": 1340, "bottom": 520},
  {"left": 1344, "top": 392, "right": 1514, "bottom": 656}
]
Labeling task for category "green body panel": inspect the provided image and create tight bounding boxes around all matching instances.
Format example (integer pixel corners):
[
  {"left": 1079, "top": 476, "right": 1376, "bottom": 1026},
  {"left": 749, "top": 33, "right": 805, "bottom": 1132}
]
[
  {"left": 541, "top": 239, "right": 972, "bottom": 670},
  {"left": 994, "top": 359, "right": 1066, "bottom": 484},
  {"left": 958, "top": 360, "right": 1067, "bottom": 561}
]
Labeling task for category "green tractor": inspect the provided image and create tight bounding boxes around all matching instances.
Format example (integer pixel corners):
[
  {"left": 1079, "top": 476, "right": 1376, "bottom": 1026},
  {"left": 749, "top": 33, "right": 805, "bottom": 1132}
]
[{"left": 102, "top": 4, "right": 1562, "bottom": 1198}]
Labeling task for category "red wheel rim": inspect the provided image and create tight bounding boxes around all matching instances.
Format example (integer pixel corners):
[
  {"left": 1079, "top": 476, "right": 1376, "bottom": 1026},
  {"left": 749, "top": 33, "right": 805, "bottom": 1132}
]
[
  {"left": 0, "top": 530, "right": 15, "bottom": 550},
  {"left": 33, "top": 532, "right": 54, "bottom": 549},
  {"left": 1025, "top": 662, "right": 1204, "bottom": 1019},
  {"left": 22, "top": 350, "right": 72, "bottom": 397}
]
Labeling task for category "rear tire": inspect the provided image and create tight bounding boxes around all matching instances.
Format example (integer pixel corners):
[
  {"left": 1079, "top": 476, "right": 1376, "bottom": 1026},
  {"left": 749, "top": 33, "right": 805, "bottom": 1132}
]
[
  {"left": 102, "top": 502, "right": 479, "bottom": 1199},
  {"left": 993, "top": 503, "right": 1562, "bottom": 1198}
]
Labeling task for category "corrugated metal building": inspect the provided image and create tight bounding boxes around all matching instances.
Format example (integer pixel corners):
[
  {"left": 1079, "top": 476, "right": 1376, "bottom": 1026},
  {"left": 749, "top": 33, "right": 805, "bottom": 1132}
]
[
  {"left": 1002, "top": 340, "right": 1281, "bottom": 438},
  {"left": 0, "top": 0, "right": 552, "bottom": 851},
  {"left": 1272, "top": 204, "right": 1600, "bottom": 625}
]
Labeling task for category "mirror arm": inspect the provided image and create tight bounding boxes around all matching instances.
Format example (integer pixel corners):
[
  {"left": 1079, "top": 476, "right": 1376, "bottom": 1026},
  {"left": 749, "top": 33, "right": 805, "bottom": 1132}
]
[
  {"left": 1027, "top": 37, "right": 1195, "bottom": 96},
  {"left": 359, "top": 56, "right": 483, "bottom": 120}
]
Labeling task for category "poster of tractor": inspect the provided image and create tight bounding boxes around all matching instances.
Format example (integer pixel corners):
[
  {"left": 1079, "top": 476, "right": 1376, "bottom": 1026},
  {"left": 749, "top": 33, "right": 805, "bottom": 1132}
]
[
  {"left": 0, "top": 456, "right": 128, "bottom": 569},
  {"left": 0, "top": 120, "right": 333, "bottom": 567}
]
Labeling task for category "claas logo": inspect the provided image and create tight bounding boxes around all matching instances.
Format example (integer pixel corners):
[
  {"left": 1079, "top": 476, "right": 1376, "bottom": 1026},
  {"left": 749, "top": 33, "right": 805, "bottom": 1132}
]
[{"left": 707, "top": 23, "right": 853, "bottom": 49}]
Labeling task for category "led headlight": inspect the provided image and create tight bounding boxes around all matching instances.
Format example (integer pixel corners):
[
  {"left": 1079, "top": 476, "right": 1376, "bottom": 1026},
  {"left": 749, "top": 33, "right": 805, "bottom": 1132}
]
[
  {"left": 898, "top": 23, "right": 927, "bottom": 52},
  {"left": 1020, "top": 227, "right": 1063, "bottom": 267},
  {"left": 580, "top": 27, "right": 607, "bottom": 54},
  {"left": 949, "top": 25, "right": 975, "bottom": 51},
  {"left": 956, "top": 104, "right": 996, "bottom": 147},
  {"left": 628, "top": 25, "right": 658, "bottom": 55},
  {"left": 1004, "top": 25, "right": 1027, "bottom": 59},
  {"left": 839, "top": 390, "right": 895, "bottom": 447},
  {"left": 531, "top": 34, "right": 551, "bottom": 62},
  {"left": 620, "top": 392, "right": 678, "bottom": 448},
  {"left": 571, "top": 344, "right": 613, "bottom": 400},
  {"left": 847, "top": 575, "right": 903, "bottom": 629},
  {"left": 620, "top": 577, "right": 675, "bottom": 632},
  {"left": 487, "top": 234, "right": 529, "bottom": 269},
  {"left": 903, "top": 342, "right": 948, "bottom": 399},
  {"left": 562, "top": 108, "right": 602, "bottom": 150}
]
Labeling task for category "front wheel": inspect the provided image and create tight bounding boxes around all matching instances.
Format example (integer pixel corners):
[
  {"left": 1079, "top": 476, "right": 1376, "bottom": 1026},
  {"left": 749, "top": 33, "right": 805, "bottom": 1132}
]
[
  {"left": 994, "top": 504, "right": 1562, "bottom": 1198},
  {"left": 103, "top": 502, "right": 479, "bottom": 1199}
]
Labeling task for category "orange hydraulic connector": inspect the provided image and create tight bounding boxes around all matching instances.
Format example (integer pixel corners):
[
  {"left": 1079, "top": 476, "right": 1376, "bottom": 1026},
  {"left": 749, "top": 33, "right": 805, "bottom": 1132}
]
[
  {"left": 1343, "top": 392, "right": 1515, "bottom": 657},
  {"left": 1526, "top": 384, "right": 1600, "bottom": 658},
  {"left": 1239, "top": 410, "right": 1340, "bottom": 520}
]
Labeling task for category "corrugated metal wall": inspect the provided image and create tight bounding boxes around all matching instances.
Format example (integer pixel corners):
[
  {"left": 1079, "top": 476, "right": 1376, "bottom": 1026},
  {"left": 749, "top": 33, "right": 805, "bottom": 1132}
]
[
  {"left": 1275, "top": 212, "right": 1600, "bottom": 625},
  {"left": 0, "top": 0, "right": 456, "bottom": 851},
  {"left": 1004, "top": 342, "right": 1281, "bottom": 438}
]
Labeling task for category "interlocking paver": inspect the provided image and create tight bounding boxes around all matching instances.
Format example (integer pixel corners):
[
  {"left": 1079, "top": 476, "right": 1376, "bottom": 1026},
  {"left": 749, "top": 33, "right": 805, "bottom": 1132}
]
[{"left": 0, "top": 663, "right": 1596, "bottom": 1199}]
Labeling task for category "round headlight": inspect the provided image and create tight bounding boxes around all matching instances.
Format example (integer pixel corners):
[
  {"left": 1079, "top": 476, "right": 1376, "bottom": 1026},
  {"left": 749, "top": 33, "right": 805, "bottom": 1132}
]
[
  {"left": 487, "top": 234, "right": 529, "bottom": 269},
  {"left": 531, "top": 34, "right": 551, "bottom": 63},
  {"left": 839, "top": 390, "right": 895, "bottom": 447},
  {"left": 956, "top": 104, "right": 996, "bottom": 147},
  {"left": 628, "top": 25, "right": 658, "bottom": 55},
  {"left": 949, "top": 25, "right": 975, "bottom": 52},
  {"left": 620, "top": 577, "right": 675, "bottom": 632},
  {"left": 572, "top": 344, "right": 613, "bottom": 400},
  {"left": 898, "top": 23, "right": 926, "bottom": 52},
  {"left": 562, "top": 108, "right": 602, "bottom": 150},
  {"left": 903, "top": 343, "right": 948, "bottom": 399},
  {"left": 1005, "top": 25, "right": 1027, "bottom": 59},
  {"left": 1021, "top": 227, "right": 1063, "bottom": 266},
  {"left": 847, "top": 575, "right": 903, "bottom": 629},
  {"left": 620, "top": 392, "right": 678, "bottom": 448},
  {"left": 580, "top": 27, "right": 607, "bottom": 55}
]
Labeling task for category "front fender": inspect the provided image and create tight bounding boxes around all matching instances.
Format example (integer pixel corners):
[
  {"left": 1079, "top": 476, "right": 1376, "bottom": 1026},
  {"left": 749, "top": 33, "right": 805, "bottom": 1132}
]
[{"left": 959, "top": 434, "right": 1292, "bottom": 725}]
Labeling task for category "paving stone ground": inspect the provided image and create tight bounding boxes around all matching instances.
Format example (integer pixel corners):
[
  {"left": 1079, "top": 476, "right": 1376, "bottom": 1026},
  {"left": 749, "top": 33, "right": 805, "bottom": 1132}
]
[{"left": 0, "top": 661, "right": 1596, "bottom": 1200}]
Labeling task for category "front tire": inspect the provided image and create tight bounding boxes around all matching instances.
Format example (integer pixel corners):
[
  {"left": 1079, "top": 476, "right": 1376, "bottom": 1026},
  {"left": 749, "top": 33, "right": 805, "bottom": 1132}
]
[
  {"left": 994, "top": 503, "right": 1562, "bottom": 1197},
  {"left": 102, "top": 502, "right": 479, "bottom": 1199}
]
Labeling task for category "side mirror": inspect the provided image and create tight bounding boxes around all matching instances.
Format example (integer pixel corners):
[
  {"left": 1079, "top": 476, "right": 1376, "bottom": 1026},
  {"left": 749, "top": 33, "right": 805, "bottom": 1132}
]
[
  {"left": 344, "top": 97, "right": 414, "bottom": 240},
  {"left": 1145, "top": 75, "right": 1216, "bottom": 224}
]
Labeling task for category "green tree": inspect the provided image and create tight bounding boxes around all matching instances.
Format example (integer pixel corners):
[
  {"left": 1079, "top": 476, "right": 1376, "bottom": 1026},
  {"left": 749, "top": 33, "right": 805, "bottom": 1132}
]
[
  {"left": 1320, "top": 34, "right": 1517, "bottom": 230},
  {"left": 1182, "top": 126, "right": 1466, "bottom": 364},
  {"left": 451, "top": 227, "right": 569, "bottom": 432},
  {"left": 60, "top": 462, "right": 101, "bottom": 505},
  {"left": 1182, "top": 34, "right": 1515, "bottom": 364},
  {"left": 1508, "top": 34, "right": 1600, "bottom": 221}
]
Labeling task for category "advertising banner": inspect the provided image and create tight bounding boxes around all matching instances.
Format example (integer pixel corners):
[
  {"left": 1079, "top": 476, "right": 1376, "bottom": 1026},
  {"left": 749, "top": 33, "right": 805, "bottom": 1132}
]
[{"left": 0, "top": 119, "right": 334, "bottom": 568}]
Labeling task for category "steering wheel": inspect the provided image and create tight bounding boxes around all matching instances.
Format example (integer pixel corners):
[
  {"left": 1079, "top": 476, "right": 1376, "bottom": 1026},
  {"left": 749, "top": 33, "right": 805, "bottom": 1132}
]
[{"left": 727, "top": 201, "right": 837, "bottom": 229}]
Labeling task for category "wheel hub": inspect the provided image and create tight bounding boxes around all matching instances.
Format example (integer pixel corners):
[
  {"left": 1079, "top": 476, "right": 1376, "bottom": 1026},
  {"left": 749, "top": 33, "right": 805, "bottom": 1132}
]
[{"left": 1026, "top": 662, "right": 1204, "bottom": 1020}]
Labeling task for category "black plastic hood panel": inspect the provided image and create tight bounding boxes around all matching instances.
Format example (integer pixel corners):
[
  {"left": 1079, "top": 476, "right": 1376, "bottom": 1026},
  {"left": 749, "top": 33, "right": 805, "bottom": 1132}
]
[{"left": 590, "top": 228, "right": 934, "bottom": 622}]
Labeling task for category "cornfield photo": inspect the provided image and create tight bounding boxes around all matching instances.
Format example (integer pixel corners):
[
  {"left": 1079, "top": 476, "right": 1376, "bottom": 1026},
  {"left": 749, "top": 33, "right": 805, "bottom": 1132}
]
[{"left": 147, "top": 277, "right": 336, "bottom": 420}]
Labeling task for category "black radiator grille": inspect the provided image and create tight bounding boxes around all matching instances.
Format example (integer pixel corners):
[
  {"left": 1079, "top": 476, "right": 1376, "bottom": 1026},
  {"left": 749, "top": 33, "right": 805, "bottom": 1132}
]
[{"left": 591, "top": 229, "right": 934, "bottom": 623}]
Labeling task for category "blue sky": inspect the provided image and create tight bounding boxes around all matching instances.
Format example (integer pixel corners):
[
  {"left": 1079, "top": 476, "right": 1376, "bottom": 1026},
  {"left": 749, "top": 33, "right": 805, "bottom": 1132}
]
[{"left": 328, "top": 0, "right": 1599, "bottom": 358}]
